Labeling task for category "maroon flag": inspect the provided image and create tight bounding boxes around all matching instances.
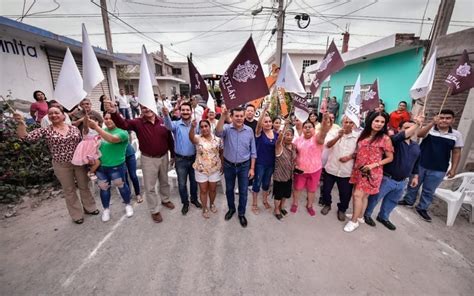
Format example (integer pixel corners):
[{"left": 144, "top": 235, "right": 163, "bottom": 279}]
[
  {"left": 188, "top": 57, "right": 208, "bottom": 102},
  {"left": 292, "top": 72, "right": 310, "bottom": 122},
  {"left": 310, "top": 40, "right": 345, "bottom": 95},
  {"left": 445, "top": 49, "right": 474, "bottom": 95},
  {"left": 361, "top": 79, "right": 380, "bottom": 112},
  {"left": 219, "top": 37, "right": 269, "bottom": 109}
]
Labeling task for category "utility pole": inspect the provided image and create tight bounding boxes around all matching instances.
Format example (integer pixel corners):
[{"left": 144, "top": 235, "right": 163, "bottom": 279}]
[
  {"left": 427, "top": 0, "right": 455, "bottom": 58},
  {"left": 100, "top": 0, "right": 114, "bottom": 53},
  {"left": 275, "top": 0, "right": 285, "bottom": 67}
]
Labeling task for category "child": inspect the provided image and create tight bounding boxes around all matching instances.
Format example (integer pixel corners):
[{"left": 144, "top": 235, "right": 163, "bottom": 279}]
[{"left": 71, "top": 114, "right": 101, "bottom": 180}]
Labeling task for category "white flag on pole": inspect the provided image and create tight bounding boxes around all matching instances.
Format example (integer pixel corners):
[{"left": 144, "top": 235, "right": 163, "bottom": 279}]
[
  {"left": 344, "top": 74, "right": 361, "bottom": 127},
  {"left": 82, "top": 24, "right": 104, "bottom": 94},
  {"left": 207, "top": 91, "right": 215, "bottom": 112},
  {"left": 410, "top": 47, "right": 437, "bottom": 99},
  {"left": 53, "top": 48, "right": 87, "bottom": 110},
  {"left": 276, "top": 53, "right": 307, "bottom": 97},
  {"left": 142, "top": 46, "right": 158, "bottom": 86},
  {"left": 138, "top": 45, "right": 158, "bottom": 115}
]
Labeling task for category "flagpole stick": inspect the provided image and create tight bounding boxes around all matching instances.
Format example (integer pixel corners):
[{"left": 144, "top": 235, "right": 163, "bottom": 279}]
[
  {"left": 438, "top": 87, "right": 451, "bottom": 115},
  {"left": 421, "top": 94, "right": 429, "bottom": 116},
  {"left": 0, "top": 95, "right": 16, "bottom": 113}
]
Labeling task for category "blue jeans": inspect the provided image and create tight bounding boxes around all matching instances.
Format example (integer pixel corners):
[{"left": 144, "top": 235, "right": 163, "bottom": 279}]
[
  {"left": 175, "top": 155, "right": 198, "bottom": 205},
  {"left": 119, "top": 108, "right": 131, "bottom": 120},
  {"left": 365, "top": 176, "right": 408, "bottom": 220},
  {"left": 96, "top": 163, "right": 131, "bottom": 209},
  {"left": 403, "top": 166, "right": 445, "bottom": 211},
  {"left": 252, "top": 163, "right": 274, "bottom": 193},
  {"left": 224, "top": 159, "right": 250, "bottom": 216},
  {"left": 125, "top": 154, "right": 140, "bottom": 196}
]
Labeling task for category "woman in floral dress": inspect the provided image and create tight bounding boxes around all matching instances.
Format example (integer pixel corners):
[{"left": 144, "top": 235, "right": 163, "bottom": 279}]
[
  {"left": 189, "top": 119, "right": 223, "bottom": 218},
  {"left": 344, "top": 112, "right": 394, "bottom": 232}
]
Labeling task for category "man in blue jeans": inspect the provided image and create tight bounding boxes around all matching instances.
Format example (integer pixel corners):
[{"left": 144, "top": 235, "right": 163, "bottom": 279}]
[
  {"left": 216, "top": 105, "right": 257, "bottom": 228},
  {"left": 163, "top": 103, "right": 201, "bottom": 215},
  {"left": 399, "top": 110, "right": 464, "bottom": 222},
  {"left": 364, "top": 116, "right": 423, "bottom": 230}
]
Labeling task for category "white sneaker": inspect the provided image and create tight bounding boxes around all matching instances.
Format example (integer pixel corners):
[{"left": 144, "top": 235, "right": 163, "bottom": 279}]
[
  {"left": 345, "top": 213, "right": 365, "bottom": 224},
  {"left": 125, "top": 204, "right": 134, "bottom": 217},
  {"left": 344, "top": 220, "right": 360, "bottom": 232},
  {"left": 102, "top": 208, "right": 111, "bottom": 222}
]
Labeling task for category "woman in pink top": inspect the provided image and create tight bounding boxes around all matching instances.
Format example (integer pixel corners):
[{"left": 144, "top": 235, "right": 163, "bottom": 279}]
[
  {"left": 291, "top": 113, "right": 331, "bottom": 216},
  {"left": 30, "top": 90, "right": 48, "bottom": 123}
]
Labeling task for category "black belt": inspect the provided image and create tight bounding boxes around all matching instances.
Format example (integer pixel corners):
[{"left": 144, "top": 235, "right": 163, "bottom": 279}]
[
  {"left": 383, "top": 173, "right": 407, "bottom": 182},
  {"left": 224, "top": 158, "right": 250, "bottom": 167},
  {"left": 142, "top": 152, "right": 167, "bottom": 158},
  {"left": 175, "top": 153, "right": 196, "bottom": 160}
]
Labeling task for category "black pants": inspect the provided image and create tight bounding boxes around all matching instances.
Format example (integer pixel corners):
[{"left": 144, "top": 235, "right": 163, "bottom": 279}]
[{"left": 321, "top": 171, "right": 353, "bottom": 213}]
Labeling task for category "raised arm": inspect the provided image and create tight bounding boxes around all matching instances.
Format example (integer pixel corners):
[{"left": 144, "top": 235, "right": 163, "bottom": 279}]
[
  {"left": 417, "top": 115, "right": 437, "bottom": 139},
  {"left": 88, "top": 120, "right": 122, "bottom": 143},
  {"left": 189, "top": 119, "right": 199, "bottom": 145},
  {"left": 316, "top": 112, "right": 331, "bottom": 145},
  {"left": 216, "top": 105, "right": 228, "bottom": 135},
  {"left": 404, "top": 115, "right": 424, "bottom": 138},
  {"left": 326, "top": 128, "right": 344, "bottom": 149},
  {"left": 275, "top": 118, "right": 290, "bottom": 155},
  {"left": 104, "top": 99, "right": 135, "bottom": 131},
  {"left": 255, "top": 103, "right": 269, "bottom": 137}
]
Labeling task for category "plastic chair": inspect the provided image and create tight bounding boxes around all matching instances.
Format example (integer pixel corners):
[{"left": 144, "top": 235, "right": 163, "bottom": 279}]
[{"left": 434, "top": 172, "right": 474, "bottom": 226}]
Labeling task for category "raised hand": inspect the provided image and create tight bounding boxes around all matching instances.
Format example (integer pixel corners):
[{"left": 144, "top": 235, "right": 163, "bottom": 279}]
[
  {"left": 191, "top": 119, "right": 197, "bottom": 128},
  {"left": 103, "top": 99, "right": 116, "bottom": 113}
]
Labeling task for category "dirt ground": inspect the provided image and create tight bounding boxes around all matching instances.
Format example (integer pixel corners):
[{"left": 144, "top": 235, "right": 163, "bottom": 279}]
[{"left": 0, "top": 184, "right": 473, "bottom": 296}]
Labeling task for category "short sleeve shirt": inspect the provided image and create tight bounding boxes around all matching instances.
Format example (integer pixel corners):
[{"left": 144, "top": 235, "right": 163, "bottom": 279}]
[
  {"left": 193, "top": 135, "right": 222, "bottom": 175},
  {"left": 99, "top": 128, "right": 129, "bottom": 167},
  {"left": 294, "top": 134, "right": 324, "bottom": 174},
  {"left": 420, "top": 126, "right": 464, "bottom": 172},
  {"left": 30, "top": 101, "right": 48, "bottom": 122}
]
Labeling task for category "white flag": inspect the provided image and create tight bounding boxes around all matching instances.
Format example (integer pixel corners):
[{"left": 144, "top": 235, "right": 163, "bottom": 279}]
[
  {"left": 53, "top": 48, "right": 87, "bottom": 110},
  {"left": 344, "top": 74, "right": 361, "bottom": 127},
  {"left": 276, "top": 53, "right": 307, "bottom": 97},
  {"left": 82, "top": 24, "right": 104, "bottom": 94},
  {"left": 410, "top": 47, "right": 437, "bottom": 99},
  {"left": 142, "top": 46, "right": 158, "bottom": 86},
  {"left": 138, "top": 45, "right": 158, "bottom": 115},
  {"left": 207, "top": 91, "right": 215, "bottom": 112}
]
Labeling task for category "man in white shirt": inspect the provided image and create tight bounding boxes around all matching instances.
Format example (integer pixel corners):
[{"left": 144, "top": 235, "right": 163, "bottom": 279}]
[
  {"left": 129, "top": 91, "right": 140, "bottom": 118},
  {"left": 190, "top": 95, "right": 204, "bottom": 121},
  {"left": 156, "top": 94, "right": 173, "bottom": 117},
  {"left": 320, "top": 116, "right": 359, "bottom": 221},
  {"left": 116, "top": 88, "right": 131, "bottom": 119}
]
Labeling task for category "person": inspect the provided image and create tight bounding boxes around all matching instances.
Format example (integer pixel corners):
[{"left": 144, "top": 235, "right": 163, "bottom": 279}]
[
  {"left": 388, "top": 101, "right": 411, "bottom": 131},
  {"left": 244, "top": 104, "right": 257, "bottom": 134},
  {"left": 327, "top": 96, "right": 340, "bottom": 119},
  {"left": 14, "top": 107, "right": 98, "bottom": 224},
  {"left": 30, "top": 90, "right": 48, "bottom": 123},
  {"left": 189, "top": 119, "right": 223, "bottom": 218},
  {"left": 157, "top": 94, "right": 173, "bottom": 117},
  {"left": 99, "top": 94, "right": 107, "bottom": 115},
  {"left": 375, "top": 102, "right": 385, "bottom": 113},
  {"left": 203, "top": 109, "right": 219, "bottom": 133},
  {"left": 320, "top": 116, "right": 359, "bottom": 221},
  {"left": 71, "top": 113, "right": 102, "bottom": 180},
  {"left": 216, "top": 106, "right": 256, "bottom": 228},
  {"left": 272, "top": 122, "right": 297, "bottom": 220},
  {"left": 251, "top": 104, "right": 278, "bottom": 214},
  {"left": 163, "top": 103, "right": 202, "bottom": 215},
  {"left": 40, "top": 100, "right": 72, "bottom": 127},
  {"left": 125, "top": 143, "right": 142, "bottom": 203},
  {"left": 272, "top": 117, "right": 282, "bottom": 133},
  {"left": 129, "top": 91, "right": 140, "bottom": 118},
  {"left": 344, "top": 112, "right": 394, "bottom": 232},
  {"left": 88, "top": 113, "right": 133, "bottom": 222},
  {"left": 308, "top": 111, "right": 318, "bottom": 126},
  {"left": 105, "top": 100, "right": 175, "bottom": 223},
  {"left": 399, "top": 110, "right": 463, "bottom": 222},
  {"left": 364, "top": 116, "right": 424, "bottom": 230},
  {"left": 116, "top": 88, "right": 131, "bottom": 120},
  {"left": 190, "top": 95, "right": 204, "bottom": 121},
  {"left": 291, "top": 114, "right": 331, "bottom": 216},
  {"left": 292, "top": 117, "right": 304, "bottom": 139},
  {"left": 70, "top": 98, "right": 104, "bottom": 134}
]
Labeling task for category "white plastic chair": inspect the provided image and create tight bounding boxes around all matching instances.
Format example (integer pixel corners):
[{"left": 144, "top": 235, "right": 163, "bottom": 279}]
[{"left": 434, "top": 172, "right": 474, "bottom": 226}]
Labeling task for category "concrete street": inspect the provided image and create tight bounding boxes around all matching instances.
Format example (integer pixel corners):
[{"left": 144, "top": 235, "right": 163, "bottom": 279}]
[{"left": 1, "top": 184, "right": 473, "bottom": 295}]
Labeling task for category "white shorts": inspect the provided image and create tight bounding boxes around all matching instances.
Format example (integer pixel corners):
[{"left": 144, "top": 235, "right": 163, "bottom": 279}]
[{"left": 195, "top": 170, "right": 221, "bottom": 183}]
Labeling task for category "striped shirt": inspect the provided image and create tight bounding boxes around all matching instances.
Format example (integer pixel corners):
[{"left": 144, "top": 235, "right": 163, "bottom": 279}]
[{"left": 273, "top": 144, "right": 296, "bottom": 182}]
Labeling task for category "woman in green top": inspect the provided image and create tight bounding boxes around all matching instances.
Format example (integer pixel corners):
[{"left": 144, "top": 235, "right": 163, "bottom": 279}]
[{"left": 88, "top": 113, "right": 133, "bottom": 222}]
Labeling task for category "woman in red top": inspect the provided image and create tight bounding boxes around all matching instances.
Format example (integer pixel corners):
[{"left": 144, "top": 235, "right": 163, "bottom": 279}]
[
  {"left": 344, "top": 112, "right": 394, "bottom": 232},
  {"left": 30, "top": 90, "right": 49, "bottom": 123},
  {"left": 388, "top": 101, "right": 411, "bottom": 131}
]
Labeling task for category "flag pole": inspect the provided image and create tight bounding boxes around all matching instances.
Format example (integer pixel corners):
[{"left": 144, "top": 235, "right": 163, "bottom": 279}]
[
  {"left": 421, "top": 94, "right": 429, "bottom": 116},
  {"left": 438, "top": 87, "right": 451, "bottom": 115},
  {"left": 0, "top": 95, "right": 16, "bottom": 113}
]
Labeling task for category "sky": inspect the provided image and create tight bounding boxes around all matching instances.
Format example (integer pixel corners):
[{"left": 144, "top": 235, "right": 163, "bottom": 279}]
[{"left": 2, "top": 0, "right": 473, "bottom": 74}]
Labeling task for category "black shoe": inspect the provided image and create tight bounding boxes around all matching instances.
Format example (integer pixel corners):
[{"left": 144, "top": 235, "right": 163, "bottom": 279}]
[
  {"left": 281, "top": 208, "right": 288, "bottom": 216},
  {"left": 84, "top": 208, "right": 100, "bottom": 215},
  {"left": 376, "top": 216, "right": 396, "bottom": 230},
  {"left": 73, "top": 218, "right": 84, "bottom": 224},
  {"left": 238, "top": 215, "right": 248, "bottom": 228},
  {"left": 191, "top": 200, "right": 202, "bottom": 209},
  {"left": 416, "top": 208, "right": 432, "bottom": 222},
  {"left": 181, "top": 204, "right": 189, "bottom": 215},
  {"left": 275, "top": 213, "right": 283, "bottom": 221},
  {"left": 225, "top": 209, "right": 235, "bottom": 221},
  {"left": 398, "top": 200, "right": 414, "bottom": 207},
  {"left": 318, "top": 201, "right": 324, "bottom": 207},
  {"left": 364, "top": 216, "right": 376, "bottom": 227}
]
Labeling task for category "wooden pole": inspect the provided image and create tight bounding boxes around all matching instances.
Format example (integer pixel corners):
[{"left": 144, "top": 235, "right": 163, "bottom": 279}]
[
  {"left": 438, "top": 87, "right": 451, "bottom": 115},
  {"left": 0, "top": 95, "right": 16, "bottom": 113},
  {"left": 421, "top": 94, "right": 429, "bottom": 116}
]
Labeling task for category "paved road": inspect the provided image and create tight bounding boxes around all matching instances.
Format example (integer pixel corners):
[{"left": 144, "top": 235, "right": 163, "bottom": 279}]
[{"left": 1, "top": 185, "right": 473, "bottom": 295}]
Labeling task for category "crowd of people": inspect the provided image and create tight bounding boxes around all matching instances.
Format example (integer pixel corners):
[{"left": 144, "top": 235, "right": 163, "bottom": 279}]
[{"left": 13, "top": 90, "right": 464, "bottom": 231}]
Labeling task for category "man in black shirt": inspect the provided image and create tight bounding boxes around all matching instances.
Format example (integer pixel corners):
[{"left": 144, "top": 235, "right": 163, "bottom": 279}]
[{"left": 244, "top": 104, "right": 257, "bottom": 134}]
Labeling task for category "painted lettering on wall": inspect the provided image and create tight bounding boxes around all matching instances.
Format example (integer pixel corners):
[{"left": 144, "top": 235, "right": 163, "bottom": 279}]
[{"left": 0, "top": 38, "right": 38, "bottom": 58}]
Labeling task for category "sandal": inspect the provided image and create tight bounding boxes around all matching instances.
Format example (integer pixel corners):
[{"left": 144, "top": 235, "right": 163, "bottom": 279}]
[
  {"left": 87, "top": 172, "right": 97, "bottom": 181},
  {"left": 84, "top": 208, "right": 100, "bottom": 215},
  {"left": 290, "top": 204, "right": 298, "bottom": 213},
  {"left": 136, "top": 195, "right": 144, "bottom": 203},
  {"left": 251, "top": 205, "right": 260, "bottom": 215},
  {"left": 74, "top": 218, "right": 84, "bottom": 224},
  {"left": 210, "top": 204, "right": 217, "bottom": 213},
  {"left": 281, "top": 208, "right": 288, "bottom": 216},
  {"left": 263, "top": 201, "right": 272, "bottom": 210},
  {"left": 202, "top": 208, "right": 210, "bottom": 219}
]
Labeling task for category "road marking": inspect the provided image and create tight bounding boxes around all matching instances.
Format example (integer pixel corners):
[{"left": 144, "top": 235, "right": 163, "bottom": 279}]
[{"left": 62, "top": 214, "right": 127, "bottom": 288}]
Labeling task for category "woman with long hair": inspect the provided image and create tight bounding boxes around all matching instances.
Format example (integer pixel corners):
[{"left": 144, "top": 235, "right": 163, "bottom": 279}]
[
  {"left": 344, "top": 112, "right": 394, "bottom": 232},
  {"left": 30, "top": 90, "right": 48, "bottom": 123}
]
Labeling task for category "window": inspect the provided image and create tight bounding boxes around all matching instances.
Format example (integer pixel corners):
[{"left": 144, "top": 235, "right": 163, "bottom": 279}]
[
  {"left": 321, "top": 86, "right": 331, "bottom": 98},
  {"left": 302, "top": 59, "right": 318, "bottom": 73},
  {"left": 172, "top": 68, "right": 182, "bottom": 75},
  {"left": 155, "top": 64, "right": 163, "bottom": 76}
]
